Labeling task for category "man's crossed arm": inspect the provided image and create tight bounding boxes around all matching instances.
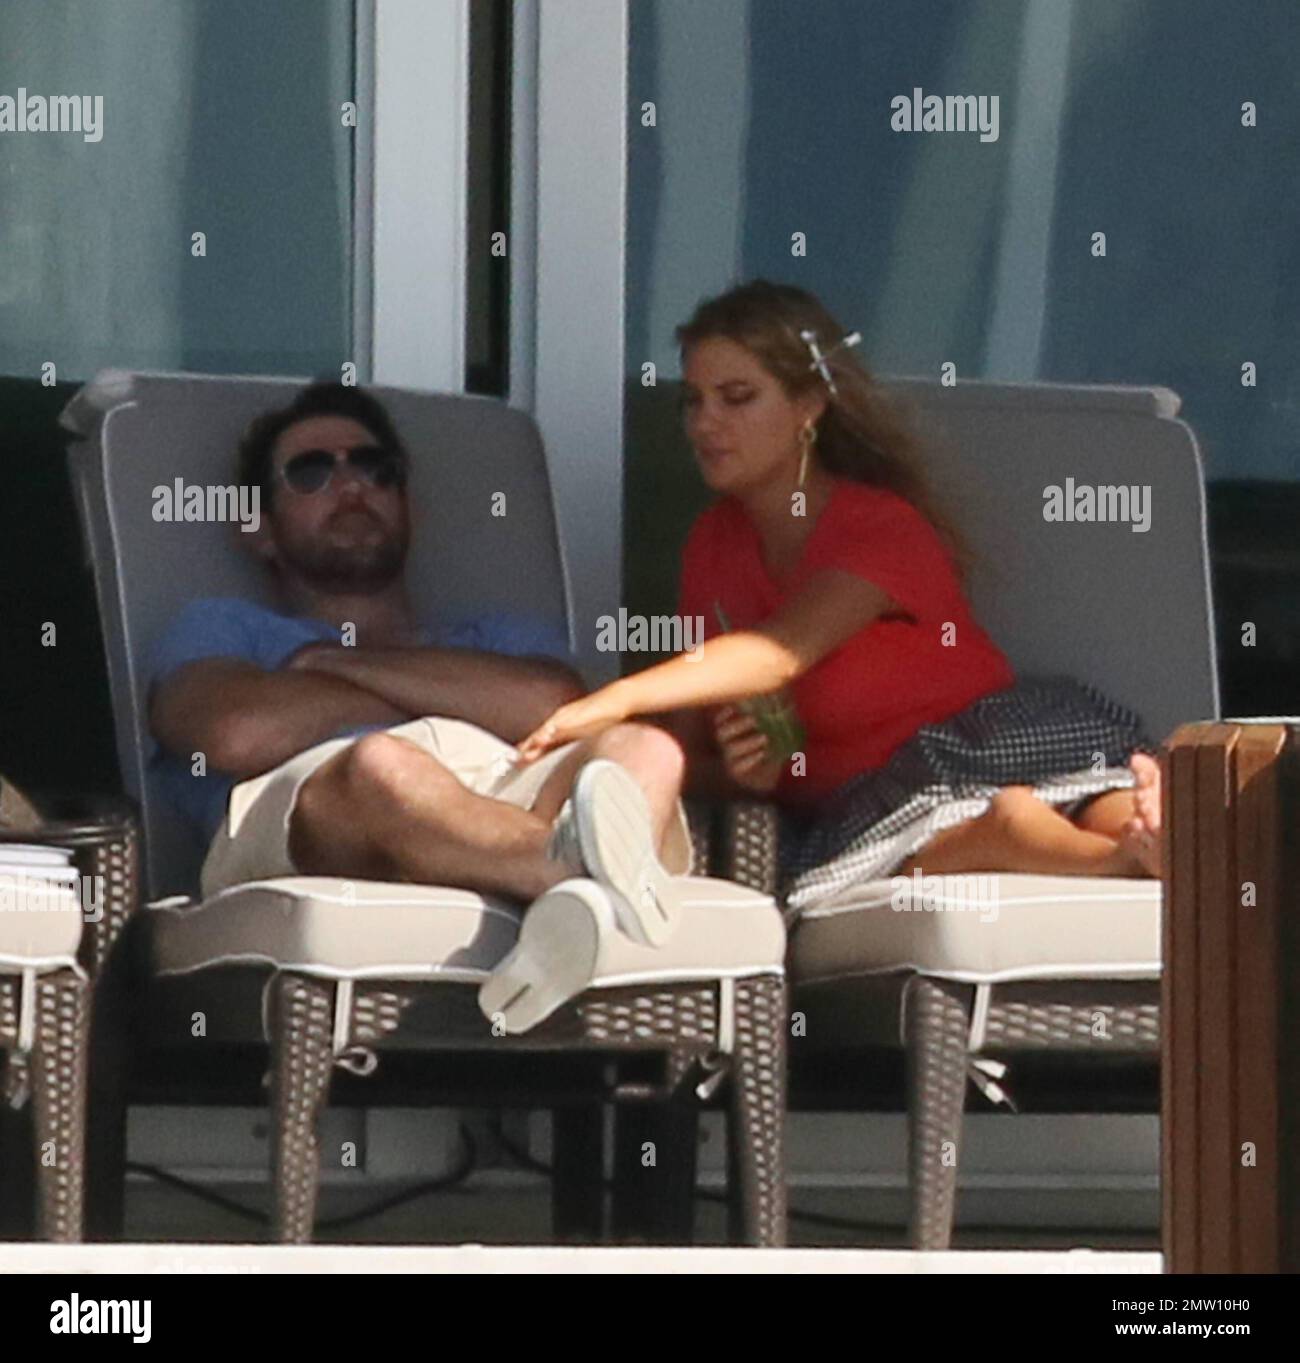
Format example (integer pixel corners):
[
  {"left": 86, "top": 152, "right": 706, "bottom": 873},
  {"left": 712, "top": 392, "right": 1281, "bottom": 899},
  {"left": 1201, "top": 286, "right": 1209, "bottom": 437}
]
[
  {"left": 288, "top": 643, "right": 582, "bottom": 747},
  {"left": 149, "top": 646, "right": 585, "bottom": 782}
]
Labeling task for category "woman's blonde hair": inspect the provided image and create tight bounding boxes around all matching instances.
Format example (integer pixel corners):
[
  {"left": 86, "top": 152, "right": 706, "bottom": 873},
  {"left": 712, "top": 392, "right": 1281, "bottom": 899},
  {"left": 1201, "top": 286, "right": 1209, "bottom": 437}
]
[{"left": 676, "top": 279, "right": 972, "bottom": 579}]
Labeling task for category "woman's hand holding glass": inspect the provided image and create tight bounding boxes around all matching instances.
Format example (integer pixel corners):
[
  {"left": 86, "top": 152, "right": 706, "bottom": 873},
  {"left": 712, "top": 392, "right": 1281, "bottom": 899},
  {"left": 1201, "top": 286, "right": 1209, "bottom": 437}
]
[{"left": 713, "top": 704, "right": 785, "bottom": 794}]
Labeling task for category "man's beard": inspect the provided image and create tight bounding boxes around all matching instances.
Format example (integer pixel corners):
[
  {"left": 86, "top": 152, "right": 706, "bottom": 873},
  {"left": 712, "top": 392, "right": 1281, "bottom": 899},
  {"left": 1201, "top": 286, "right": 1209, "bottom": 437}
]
[{"left": 274, "top": 519, "right": 408, "bottom": 594}]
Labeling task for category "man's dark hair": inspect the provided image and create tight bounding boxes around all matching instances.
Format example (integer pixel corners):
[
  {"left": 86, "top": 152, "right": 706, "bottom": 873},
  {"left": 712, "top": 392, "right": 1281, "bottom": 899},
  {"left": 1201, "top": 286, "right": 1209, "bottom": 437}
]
[{"left": 236, "top": 382, "right": 409, "bottom": 509}]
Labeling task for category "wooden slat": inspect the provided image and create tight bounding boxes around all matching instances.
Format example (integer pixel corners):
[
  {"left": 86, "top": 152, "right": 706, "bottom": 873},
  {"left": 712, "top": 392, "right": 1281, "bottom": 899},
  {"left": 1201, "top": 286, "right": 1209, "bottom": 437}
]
[
  {"left": 1231, "top": 725, "right": 1285, "bottom": 1272},
  {"left": 1163, "top": 724, "right": 1204, "bottom": 1271},
  {"left": 1163, "top": 721, "right": 1295, "bottom": 1274},
  {"left": 1278, "top": 730, "right": 1300, "bottom": 1270},
  {"left": 1194, "top": 726, "right": 1237, "bottom": 1272}
]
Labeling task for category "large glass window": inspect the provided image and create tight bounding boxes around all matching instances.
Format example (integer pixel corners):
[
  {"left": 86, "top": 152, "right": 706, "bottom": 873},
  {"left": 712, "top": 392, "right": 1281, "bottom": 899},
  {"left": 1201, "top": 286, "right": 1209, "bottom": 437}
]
[
  {"left": 625, "top": 0, "right": 1300, "bottom": 708},
  {"left": 0, "top": 0, "right": 355, "bottom": 381},
  {"left": 0, "top": 0, "right": 356, "bottom": 796}
]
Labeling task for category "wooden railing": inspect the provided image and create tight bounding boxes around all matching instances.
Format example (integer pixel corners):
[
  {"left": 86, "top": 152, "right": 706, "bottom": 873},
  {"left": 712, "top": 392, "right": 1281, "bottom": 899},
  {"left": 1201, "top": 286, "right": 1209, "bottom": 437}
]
[{"left": 1163, "top": 722, "right": 1300, "bottom": 1273}]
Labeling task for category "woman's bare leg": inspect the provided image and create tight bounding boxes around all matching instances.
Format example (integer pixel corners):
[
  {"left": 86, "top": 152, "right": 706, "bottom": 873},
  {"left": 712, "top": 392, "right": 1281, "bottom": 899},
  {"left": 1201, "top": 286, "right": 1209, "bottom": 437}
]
[
  {"left": 1073, "top": 789, "right": 1136, "bottom": 838},
  {"left": 896, "top": 787, "right": 1143, "bottom": 877},
  {"left": 897, "top": 754, "right": 1163, "bottom": 879},
  {"left": 1070, "top": 756, "right": 1163, "bottom": 874},
  {"left": 1118, "top": 751, "right": 1162, "bottom": 874}
]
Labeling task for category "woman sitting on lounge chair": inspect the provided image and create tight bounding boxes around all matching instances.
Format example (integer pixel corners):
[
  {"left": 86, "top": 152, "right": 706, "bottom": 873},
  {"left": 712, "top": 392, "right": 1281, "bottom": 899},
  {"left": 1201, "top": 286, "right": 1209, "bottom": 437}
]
[{"left": 519, "top": 280, "right": 1162, "bottom": 912}]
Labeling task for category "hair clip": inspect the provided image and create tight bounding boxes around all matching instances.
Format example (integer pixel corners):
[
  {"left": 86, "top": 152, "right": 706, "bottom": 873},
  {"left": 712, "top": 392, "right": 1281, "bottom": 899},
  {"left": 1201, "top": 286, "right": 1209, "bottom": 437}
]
[{"left": 800, "top": 328, "right": 863, "bottom": 396}]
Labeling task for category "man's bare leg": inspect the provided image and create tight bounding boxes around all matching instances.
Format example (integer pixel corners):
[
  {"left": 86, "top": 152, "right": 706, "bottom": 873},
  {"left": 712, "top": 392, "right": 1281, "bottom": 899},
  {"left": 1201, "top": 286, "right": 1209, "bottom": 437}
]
[
  {"left": 529, "top": 722, "right": 685, "bottom": 862},
  {"left": 288, "top": 722, "right": 685, "bottom": 900},
  {"left": 289, "top": 732, "right": 560, "bottom": 899}
]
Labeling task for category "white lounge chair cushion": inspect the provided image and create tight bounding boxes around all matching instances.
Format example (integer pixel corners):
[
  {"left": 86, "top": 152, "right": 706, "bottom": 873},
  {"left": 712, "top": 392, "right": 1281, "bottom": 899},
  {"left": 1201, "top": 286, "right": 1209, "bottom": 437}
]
[
  {"left": 790, "top": 873, "right": 1159, "bottom": 986},
  {"left": 150, "top": 874, "right": 784, "bottom": 984}
]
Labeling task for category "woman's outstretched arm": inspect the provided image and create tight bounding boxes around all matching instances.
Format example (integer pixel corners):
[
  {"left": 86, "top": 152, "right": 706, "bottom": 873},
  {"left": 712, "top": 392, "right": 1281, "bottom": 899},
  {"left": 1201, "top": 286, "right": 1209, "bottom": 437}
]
[{"left": 516, "top": 568, "right": 895, "bottom": 760}]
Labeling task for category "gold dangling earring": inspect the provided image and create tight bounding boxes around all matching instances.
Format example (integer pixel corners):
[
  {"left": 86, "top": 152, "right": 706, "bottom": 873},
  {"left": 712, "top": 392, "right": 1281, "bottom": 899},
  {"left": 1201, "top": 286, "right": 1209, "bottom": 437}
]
[{"left": 797, "top": 421, "right": 816, "bottom": 489}]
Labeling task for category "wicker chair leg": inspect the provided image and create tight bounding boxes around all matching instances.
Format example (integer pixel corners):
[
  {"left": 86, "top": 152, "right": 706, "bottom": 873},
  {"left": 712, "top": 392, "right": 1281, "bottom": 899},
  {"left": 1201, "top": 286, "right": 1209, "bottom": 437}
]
[
  {"left": 85, "top": 914, "right": 137, "bottom": 1241},
  {"left": 728, "top": 974, "right": 788, "bottom": 1247},
  {"left": 269, "top": 973, "right": 337, "bottom": 1244},
  {"left": 0, "top": 1096, "right": 37, "bottom": 1237},
  {"left": 31, "top": 972, "right": 90, "bottom": 1242},
  {"left": 904, "top": 976, "right": 973, "bottom": 1250}
]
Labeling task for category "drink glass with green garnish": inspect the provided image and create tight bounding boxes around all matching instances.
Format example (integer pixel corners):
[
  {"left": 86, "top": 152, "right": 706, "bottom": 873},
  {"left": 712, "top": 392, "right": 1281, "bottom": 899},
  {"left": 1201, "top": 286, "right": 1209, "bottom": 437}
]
[{"left": 713, "top": 601, "right": 807, "bottom": 764}]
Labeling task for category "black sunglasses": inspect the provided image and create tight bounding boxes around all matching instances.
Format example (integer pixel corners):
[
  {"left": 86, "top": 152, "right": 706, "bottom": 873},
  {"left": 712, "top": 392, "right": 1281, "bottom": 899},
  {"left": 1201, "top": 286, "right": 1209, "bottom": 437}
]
[{"left": 278, "top": 444, "right": 406, "bottom": 495}]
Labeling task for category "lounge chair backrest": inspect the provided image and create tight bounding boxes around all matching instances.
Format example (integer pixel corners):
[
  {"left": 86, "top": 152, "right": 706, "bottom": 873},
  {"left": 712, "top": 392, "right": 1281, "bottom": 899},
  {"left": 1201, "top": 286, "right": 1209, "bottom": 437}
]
[
  {"left": 880, "top": 377, "right": 1219, "bottom": 743},
  {"left": 61, "top": 370, "right": 572, "bottom": 898}
]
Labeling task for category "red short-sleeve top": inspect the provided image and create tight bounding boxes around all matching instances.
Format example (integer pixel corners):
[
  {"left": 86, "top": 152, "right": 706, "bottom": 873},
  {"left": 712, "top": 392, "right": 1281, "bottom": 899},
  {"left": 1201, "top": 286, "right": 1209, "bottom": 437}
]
[{"left": 676, "top": 478, "right": 1015, "bottom": 806}]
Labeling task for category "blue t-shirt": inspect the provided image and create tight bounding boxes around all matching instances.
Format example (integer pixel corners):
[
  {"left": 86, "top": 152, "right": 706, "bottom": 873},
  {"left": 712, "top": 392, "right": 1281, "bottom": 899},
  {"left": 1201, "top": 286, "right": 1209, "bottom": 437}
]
[{"left": 147, "top": 596, "right": 572, "bottom": 848}]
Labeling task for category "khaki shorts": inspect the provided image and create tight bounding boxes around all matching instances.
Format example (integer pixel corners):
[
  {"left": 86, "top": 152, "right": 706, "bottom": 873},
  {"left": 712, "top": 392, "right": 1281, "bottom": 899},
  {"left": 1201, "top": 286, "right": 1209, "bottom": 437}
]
[{"left": 200, "top": 716, "right": 691, "bottom": 899}]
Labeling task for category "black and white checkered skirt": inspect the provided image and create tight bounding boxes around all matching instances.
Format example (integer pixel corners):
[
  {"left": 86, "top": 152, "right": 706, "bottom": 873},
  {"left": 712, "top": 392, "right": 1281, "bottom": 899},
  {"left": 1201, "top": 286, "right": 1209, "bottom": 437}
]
[{"left": 779, "top": 675, "right": 1156, "bottom": 915}]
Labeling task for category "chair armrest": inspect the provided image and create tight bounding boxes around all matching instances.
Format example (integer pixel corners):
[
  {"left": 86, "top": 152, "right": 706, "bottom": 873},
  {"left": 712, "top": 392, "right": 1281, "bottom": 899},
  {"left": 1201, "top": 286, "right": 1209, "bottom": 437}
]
[
  {"left": 0, "top": 796, "right": 141, "bottom": 978},
  {"left": 683, "top": 797, "right": 715, "bottom": 877},
  {"left": 718, "top": 800, "right": 781, "bottom": 897}
]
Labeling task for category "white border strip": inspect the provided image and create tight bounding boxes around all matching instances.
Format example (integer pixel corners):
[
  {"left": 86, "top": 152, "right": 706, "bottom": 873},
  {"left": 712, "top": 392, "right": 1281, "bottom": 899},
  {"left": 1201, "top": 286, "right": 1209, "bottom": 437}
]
[
  {"left": 369, "top": 0, "right": 468, "bottom": 391},
  {"left": 508, "top": 0, "right": 539, "bottom": 412},
  {"left": 351, "top": 0, "right": 376, "bottom": 382},
  {"left": 533, "top": 0, "right": 628, "bottom": 679},
  {"left": 0, "top": 1243, "right": 1162, "bottom": 1274},
  {"left": 984, "top": 0, "right": 1076, "bottom": 378}
]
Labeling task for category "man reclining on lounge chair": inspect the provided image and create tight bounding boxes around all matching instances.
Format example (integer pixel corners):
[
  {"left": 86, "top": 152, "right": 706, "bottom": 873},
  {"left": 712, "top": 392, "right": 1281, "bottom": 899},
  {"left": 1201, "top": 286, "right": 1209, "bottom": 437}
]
[{"left": 147, "top": 383, "right": 692, "bottom": 988}]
